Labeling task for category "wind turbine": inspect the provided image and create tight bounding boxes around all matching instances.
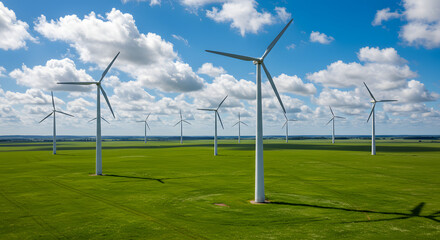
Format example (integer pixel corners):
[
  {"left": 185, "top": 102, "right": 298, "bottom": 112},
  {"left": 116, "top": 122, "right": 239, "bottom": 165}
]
[
  {"left": 232, "top": 112, "right": 248, "bottom": 143},
  {"left": 206, "top": 19, "right": 292, "bottom": 203},
  {"left": 137, "top": 113, "right": 151, "bottom": 143},
  {"left": 39, "top": 91, "right": 74, "bottom": 154},
  {"left": 326, "top": 106, "right": 345, "bottom": 144},
  {"left": 363, "top": 82, "right": 397, "bottom": 155},
  {"left": 282, "top": 113, "right": 297, "bottom": 143},
  {"left": 58, "top": 52, "right": 120, "bottom": 175},
  {"left": 89, "top": 117, "right": 110, "bottom": 124},
  {"left": 174, "top": 110, "right": 191, "bottom": 144},
  {"left": 198, "top": 95, "right": 228, "bottom": 156}
]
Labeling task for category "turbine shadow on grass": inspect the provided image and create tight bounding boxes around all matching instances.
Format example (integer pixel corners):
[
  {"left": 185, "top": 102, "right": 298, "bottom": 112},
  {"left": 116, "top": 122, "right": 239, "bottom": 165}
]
[
  {"left": 103, "top": 174, "right": 198, "bottom": 184},
  {"left": 270, "top": 201, "right": 439, "bottom": 223}
]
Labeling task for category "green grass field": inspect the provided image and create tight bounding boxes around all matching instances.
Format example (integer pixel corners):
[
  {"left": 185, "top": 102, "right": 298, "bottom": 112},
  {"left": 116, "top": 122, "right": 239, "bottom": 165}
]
[{"left": 0, "top": 139, "right": 439, "bottom": 239}]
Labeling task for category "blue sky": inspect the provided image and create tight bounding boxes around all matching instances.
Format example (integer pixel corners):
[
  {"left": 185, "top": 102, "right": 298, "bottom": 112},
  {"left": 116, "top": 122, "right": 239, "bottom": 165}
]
[{"left": 0, "top": 0, "right": 439, "bottom": 136}]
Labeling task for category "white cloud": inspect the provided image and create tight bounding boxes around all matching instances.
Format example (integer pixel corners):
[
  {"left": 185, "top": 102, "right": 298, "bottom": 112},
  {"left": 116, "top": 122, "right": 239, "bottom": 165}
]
[
  {"left": 397, "top": 80, "right": 439, "bottom": 103},
  {"left": 121, "top": 0, "right": 161, "bottom": 6},
  {"left": 197, "top": 63, "right": 226, "bottom": 77},
  {"left": 206, "top": 0, "right": 275, "bottom": 36},
  {"left": 372, "top": 8, "right": 401, "bottom": 26},
  {"left": 0, "top": 2, "right": 36, "bottom": 50},
  {"left": 286, "top": 43, "right": 295, "bottom": 50},
  {"left": 9, "top": 58, "right": 94, "bottom": 92},
  {"left": 313, "top": 88, "right": 369, "bottom": 114},
  {"left": 0, "top": 66, "right": 6, "bottom": 77},
  {"left": 375, "top": 0, "right": 440, "bottom": 49},
  {"left": 310, "top": 31, "right": 334, "bottom": 44},
  {"left": 4, "top": 89, "right": 64, "bottom": 106},
  {"left": 34, "top": 9, "right": 204, "bottom": 92},
  {"left": 172, "top": 34, "right": 189, "bottom": 46},
  {"left": 357, "top": 47, "right": 407, "bottom": 65},
  {"left": 275, "top": 7, "right": 291, "bottom": 23},
  {"left": 272, "top": 74, "right": 316, "bottom": 96}
]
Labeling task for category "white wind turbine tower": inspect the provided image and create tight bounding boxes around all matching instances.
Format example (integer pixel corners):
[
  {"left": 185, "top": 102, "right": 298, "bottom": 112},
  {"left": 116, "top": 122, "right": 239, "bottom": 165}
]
[
  {"left": 58, "top": 52, "right": 120, "bottom": 175},
  {"left": 174, "top": 110, "right": 191, "bottom": 144},
  {"left": 326, "top": 106, "right": 345, "bottom": 144},
  {"left": 198, "top": 95, "right": 228, "bottom": 156},
  {"left": 232, "top": 112, "right": 248, "bottom": 143},
  {"left": 363, "top": 82, "right": 397, "bottom": 155},
  {"left": 39, "top": 91, "right": 74, "bottom": 154},
  {"left": 137, "top": 113, "right": 151, "bottom": 143},
  {"left": 282, "top": 113, "right": 297, "bottom": 143},
  {"left": 206, "top": 19, "right": 292, "bottom": 203}
]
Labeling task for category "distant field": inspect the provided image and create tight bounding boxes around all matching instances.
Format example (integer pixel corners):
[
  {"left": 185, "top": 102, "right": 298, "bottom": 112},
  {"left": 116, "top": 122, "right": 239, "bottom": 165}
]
[{"left": 0, "top": 139, "right": 439, "bottom": 239}]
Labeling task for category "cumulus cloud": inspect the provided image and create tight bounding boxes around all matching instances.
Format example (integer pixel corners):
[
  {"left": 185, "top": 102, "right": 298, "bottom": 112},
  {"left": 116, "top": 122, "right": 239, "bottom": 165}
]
[
  {"left": 307, "top": 47, "right": 416, "bottom": 90},
  {"left": 396, "top": 80, "right": 439, "bottom": 103},
  {"left": 357, "top": 47, "right": 407, "bottom": 65},
  {"left": 372, "top": 8, "right": 401, "bottom": 26},
  {"left": 121, "top": 0, "right": 161, "bottom": 6},
  {"left": 197, "top": 63, "right": 226, "bottom": 77},
  {"left": 272, "top": 74, "right": 316, "bottom": 96},
  {"left": 0, "top": 66, "right": 6, "bottom": 77},
  {"left": 275, "top": 7, "right": 291, "bottom": 23},
  {"left": 313, "top": 88, "right": 369, "bottom": 115},
  {"left": 9, "top": 58, "right": 94, "bottom": 92},
  {"left": 0, "top": 2, "right": 36, "bottom": 50},
  {"left": 206, "top": 0, "right": 275, "bottom": 36},
  {"left": 34, "top": 9, "right": 204, "bottom": 92},
  {"left": 374, "top": 0, "right": 440, "bottom": 49},
  {"left": 4, "top": 89, "right": 64, "bottom": 105},
  {"left": 310, "top": 31, "right": 334, "bottom": 44},
  {"left": 172, "top": 34, "right": 189, "bottom": 46}
]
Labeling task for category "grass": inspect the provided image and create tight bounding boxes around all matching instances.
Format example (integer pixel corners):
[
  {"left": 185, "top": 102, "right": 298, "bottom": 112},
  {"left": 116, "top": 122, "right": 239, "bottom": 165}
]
[{"left": 0, "top": 139, "right": 439, "bottom": 239}]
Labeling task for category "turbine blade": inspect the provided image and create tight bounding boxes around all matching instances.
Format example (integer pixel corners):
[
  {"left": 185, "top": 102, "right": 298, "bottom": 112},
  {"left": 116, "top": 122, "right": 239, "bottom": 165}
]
[
  {"left": 88, "top": 118, "right": 97, "bottom": 123},
  {"left": 325, "top": 118, "right": 333, "bottom": 126},
  {"left": 205, "top": 50, "right": 258, "bottom": 62},
  {"left": 363, "top": 82, "right": 376, "bottom": 101},
  {"left": 378, "top": 100, "right": 398, "bottom": 102},
  {"left": 146, "top": 113, "right": 151, "bottom": 121},
  {"left": 232, "top": 122, "right": 239, "bottom": 127},
  {"left": 217, "top": 95, "right": 228, "bottom": 110},
  {"left": 99, "top": 52, "right": 120, "bottom": 83},
  {"left": 55, "top": 110, "right": 74, "bottom": 117},
  {"left": 197, "top": 108, "right": 216, "bottom": 111},
  {"left": 136, "top": 120, "right": 145, "bottom": 122},
  {"left": 101, "top": 117, "right": 110, "bottom": 124},
  {"left": 39, "top": 112, "right": 53, "bottom": 123},
  {"left": 51, "top": 91, "right": 55, "bottom": 110},
  {"left": 241, "top": 122, "right": 248, "bottom": 126},
  {"left": 183, "top": 120, "right": 191, "bottom": 125},
  {"left": 57, "top": 82, "right": 96, "bottom": 85},
  {"left": 99, "top": 85, "right": 115, "bottom": 118},
  {"left": 180, "top": 110, "right": 182, "bottom": 120},
  {"left": 335, "top": 116, "right": 345, "bottom": 119},
  {"left": 289, "top": 119, "right": 298, "bottom": 121},
  {"left": 282, "top": 121, "right": 287, "bottom": 129},
  {"left": 146, "top": 122, "right": 150, "bottom": 130},
  {"left": 262, "top": 62, "right": 286, "bottom": 114},
  {"left": 217, "top": 112, "right": 224, "bottom": 129},
  {"left": 329, "top": 106, "right": 334, "bottom": 116},
  {"left": 261, "top": 19, "right": 293, "bottom": 60},
  {"left": 367, "top": 103, "right": 376, "bottom": 122},
  {"left": 174, "top": 121, "right": 182, "bottom": 127}
]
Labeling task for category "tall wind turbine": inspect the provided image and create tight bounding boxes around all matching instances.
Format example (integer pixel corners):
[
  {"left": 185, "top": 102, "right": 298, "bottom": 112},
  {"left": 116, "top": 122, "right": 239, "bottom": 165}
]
[
  {"left": 363, "top": 82, "right": 397, "bottom": 155},
  {"left": 39, "top": 91, "right": 74, "bottom": 154},
  {"left": 58, "top": 52, "right": 120, "bottom": 175},
  {"left": 137, "top": 113, "right": 151, "bottom": 143},
  {"left": 198, "top": 95, "right": 228, "bottom": 156},
  {"left": 232, "top": 112, "right": 248, "bottom": 143},
  {"left": 174, "top": 110, "right": 191, "bottom": 144},
  {"left": 326, "top": 106, "right": 345, "bottom": 144},
  {"left": 282, "top": 114, "right": 297, "bottom": 143},
  {"left": 206, "top": 19, "right": 292, "bottom": 203}
]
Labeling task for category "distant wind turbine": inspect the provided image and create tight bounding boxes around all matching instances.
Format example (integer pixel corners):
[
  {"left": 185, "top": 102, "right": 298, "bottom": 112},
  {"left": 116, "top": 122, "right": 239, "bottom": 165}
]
[
  {"left": 363, "top": 82, "right": 397, "bottom": 155},
  {"left": 232, "top": 112, "right": 248, "bottom": 143},
  {"left": 39, "top": 91, "right": 74, "bottom": 154},
  {"left": 137, "top": 113, "right": 151, "bottom": 143},
  {"left": 174, "top": 110, "right": 191, "bottom": 144},
  {"left": 198, "top": 95, "right": 228, "bottom": 156},
  {"left": 326, "top": 106, "right": 345, "bottom": 144},
  {"left": 58, "top": 52, "right": 120, "bottom": 175},
  {"left": 206, "top": 19, "right": 292, "bottom": 203},
  {"left": 282, "top": 113, "right": 297, "bottom": 143}
]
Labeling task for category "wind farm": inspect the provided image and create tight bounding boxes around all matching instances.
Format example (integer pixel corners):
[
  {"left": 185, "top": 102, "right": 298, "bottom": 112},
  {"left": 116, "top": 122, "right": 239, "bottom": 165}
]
[{"left": 1, "top": 0, "right": 439, "bottom": 239}]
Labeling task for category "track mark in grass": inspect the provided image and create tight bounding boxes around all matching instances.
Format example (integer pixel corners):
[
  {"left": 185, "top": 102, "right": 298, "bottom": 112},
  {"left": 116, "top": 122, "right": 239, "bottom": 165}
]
[
  {"left": 46, "top": 178, "right": 207, "bottom": 240},
  {"left": 0, "top": 189, "right": 68, "bottom": 239}
]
